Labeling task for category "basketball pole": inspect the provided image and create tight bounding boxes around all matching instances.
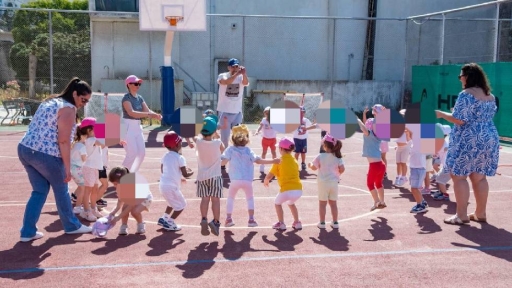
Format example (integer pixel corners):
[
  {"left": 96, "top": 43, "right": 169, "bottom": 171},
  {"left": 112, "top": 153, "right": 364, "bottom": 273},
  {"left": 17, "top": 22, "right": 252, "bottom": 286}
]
[{"left": 160, "top": 30, "right": 176, "bottom": 127}]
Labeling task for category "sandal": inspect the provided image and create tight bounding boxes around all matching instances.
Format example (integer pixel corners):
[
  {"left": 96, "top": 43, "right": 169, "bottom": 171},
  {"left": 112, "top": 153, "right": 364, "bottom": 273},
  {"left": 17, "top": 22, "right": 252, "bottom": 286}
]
[
  {"left": 468, "top": 213, "right": 487, "bottom": 223},
  {"left": 378, "top": 202, "right": 387, "bottom": 209},
  {"left": 444, "top": 215, "right": 470, "bottom": 225}
]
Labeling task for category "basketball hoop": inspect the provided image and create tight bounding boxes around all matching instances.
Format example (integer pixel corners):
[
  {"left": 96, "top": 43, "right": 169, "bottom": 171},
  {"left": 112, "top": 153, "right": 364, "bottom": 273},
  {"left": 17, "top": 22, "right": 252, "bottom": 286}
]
[{"left": 165, "top": 16, "right": 184, "bottom": 27}]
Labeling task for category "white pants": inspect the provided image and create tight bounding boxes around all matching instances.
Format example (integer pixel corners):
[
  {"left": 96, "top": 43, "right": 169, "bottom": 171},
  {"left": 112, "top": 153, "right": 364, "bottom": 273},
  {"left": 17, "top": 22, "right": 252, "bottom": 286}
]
[
  {"left": 122, "top": 119, "right": 146, "bottom": 173},
  {"left": 226, "top": 180, "right": 254, "bottom": 214}
]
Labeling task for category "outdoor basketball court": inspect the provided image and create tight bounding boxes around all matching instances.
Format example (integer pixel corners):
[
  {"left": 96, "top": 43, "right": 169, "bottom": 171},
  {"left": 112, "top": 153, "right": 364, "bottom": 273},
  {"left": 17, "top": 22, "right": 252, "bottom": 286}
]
[{"left": 1, "top": 127, "right": 512, "bottom": 287}]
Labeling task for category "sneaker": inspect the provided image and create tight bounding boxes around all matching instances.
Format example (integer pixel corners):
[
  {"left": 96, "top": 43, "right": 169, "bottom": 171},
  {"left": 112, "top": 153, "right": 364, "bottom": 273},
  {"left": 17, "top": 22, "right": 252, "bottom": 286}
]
[
  {"left": 225, "top": 217, "right": 235, "bottom": 227},
  {"left": 421, "top": 199, "right": 429, "bottom": 208},
  {"left": 272, "top": 221, "right": 286, "bottom": 230},
  {"left": 410, "top": 203, "right": 428, "bottom": 214},
  {"left": 73, "top": 205, "right": 83, "bottom": 214},
  {"left": 430, "top": 190, "right": 443, "bottom": 198},
  {"left": 292, "top": 221, "right": 302, "bottom": 230},
  {"left": 393, "top": 177, "right": 401, "bottom": 186},
  {"left": 331, "top": 221, "right": 339, "bottom": 229},
  {"left": 71, "top": 193, "right": 77, "bottom": 203},
  {"left": 209, "top": 220, "right": 220, "bottom": 236},
  {"left": 384, "top": 172, "right": 388, "bottom": 179},
  {"left": 80, "top": 210, "right": 97, "bottom": 222},
  {"left": 66, "top": 225, "right": 92, "bottom": 235},
  {"left": 91, "top": 207, "right": 103, "bottom": 218},
  {"left": 433, "top": 193, "right": 449, "bottom": 201},
  {"left": 119, "top": 224, "right": 128, "bottom": 235},
  {"left": 248, "top": 219, "right": 258, "bottom": 227},
  {"left": 301, "top": 162, "right": 306, "bottom": 171},
  {"left": 20, "top": 232, "right": 44, "bottom": 242},
  {"left": 378, "top": 202, "right": 387, "bottom": 209},
  {"left": 200, "top": 219, "right": 210, "bottom": 236},
  {"left": 136, "top": 222, "right": 146, "bottom": 234},
  {"left": 157, "top": 217, "right": 167, "bottom": 227},
  {"left": 259, "top": 164, "right": 265, "bottom": 173},
  {"left": 96, "top": 199, "right": 107, "bottom": 207},
  {"left": 401, "top": 177, "right": 408, "bottom": 185},
  {"left": 317, "top": 222, "right": 326, "bottom": 229},
  {"left": 163, "top": 219, "right": 181, "bottom": 231}
]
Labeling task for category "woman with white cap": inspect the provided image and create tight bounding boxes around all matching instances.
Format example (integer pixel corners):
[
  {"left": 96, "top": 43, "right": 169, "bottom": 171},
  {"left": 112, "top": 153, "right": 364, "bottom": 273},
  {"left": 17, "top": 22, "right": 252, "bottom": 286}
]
[{"left": 121, "top": 75, "right": 162, "bottom": 173}]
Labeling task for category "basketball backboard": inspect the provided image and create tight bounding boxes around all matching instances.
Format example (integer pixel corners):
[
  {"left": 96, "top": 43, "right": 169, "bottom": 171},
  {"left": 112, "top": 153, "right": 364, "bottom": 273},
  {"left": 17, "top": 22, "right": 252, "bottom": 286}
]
[{"left": 139, "top": 0, "right": 207, "bottom": 31}]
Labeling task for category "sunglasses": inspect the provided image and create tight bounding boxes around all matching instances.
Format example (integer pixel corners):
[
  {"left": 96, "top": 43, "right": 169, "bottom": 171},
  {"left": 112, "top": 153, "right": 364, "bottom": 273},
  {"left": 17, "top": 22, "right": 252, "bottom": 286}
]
[{"left": 130, "top": 83, "right": 141, "bottom": 86}]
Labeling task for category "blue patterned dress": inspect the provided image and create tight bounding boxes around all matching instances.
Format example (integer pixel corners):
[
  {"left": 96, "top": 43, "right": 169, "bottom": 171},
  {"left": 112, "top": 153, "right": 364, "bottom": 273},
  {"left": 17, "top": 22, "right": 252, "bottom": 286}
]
[{"left": 444, "top": 91, "right": 499, "bottom": 176}]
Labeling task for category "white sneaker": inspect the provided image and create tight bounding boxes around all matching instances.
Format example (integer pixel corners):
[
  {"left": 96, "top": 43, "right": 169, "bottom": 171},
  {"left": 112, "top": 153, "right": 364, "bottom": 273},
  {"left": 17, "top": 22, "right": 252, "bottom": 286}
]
[
  {"left": 163, "top": 219, "right": 181, "bottom": 231},
  {"left": 317, "top": 222, "right": 326, "bottom": 229},
  {"left": 73, "top": 206, "right": 83, "bottom": 214},
  {"left": 80, "top": 210, "right": 97, "bottom": 222},
  {"left": 119, "top": 224, "right": 128, "bottom": 235},
  {"left": 331, "top": 221, "right": 340, "bottom": 229},
  {"left": 136, "top": 222, "right": 146, "bottom": 234},
  {"left": 66, "top": 225, "right": 92, "bottom": 234},
  {"left": 91, "top": 207, "right": 103, "bottom": 218},
  {"left": 20, "top": 231, "right": 44, "bottom": 242}
]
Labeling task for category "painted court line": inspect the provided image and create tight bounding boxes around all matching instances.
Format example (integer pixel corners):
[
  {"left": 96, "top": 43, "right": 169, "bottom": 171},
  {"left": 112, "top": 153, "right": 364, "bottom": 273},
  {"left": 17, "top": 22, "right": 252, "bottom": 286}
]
[{"left": 1, "top": 245, "right": 511, "bottom": 275}]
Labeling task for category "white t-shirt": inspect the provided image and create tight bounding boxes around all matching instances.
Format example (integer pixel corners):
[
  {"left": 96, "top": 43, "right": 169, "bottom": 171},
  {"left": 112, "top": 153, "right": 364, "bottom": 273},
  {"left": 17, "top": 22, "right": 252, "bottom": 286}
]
[
  {"left": 101, "top": 147, "right": 108, "bottom": 168},
  {"left": 437, "top": 136, "right": 450, "bottom": 166},
  {"left": 312, "top": 153, "right": 345, "bottom": 183},
  {"left": 292, "top": 117, "right": 312, "bottom": 140},
  {"left": 260, "top": 118, "right": 277, "bottom": 139},
  {"left": 83, "top": 137, "right": 104, "bottom": 170},
  {"left": 160, "top": 151, "right": 187, "bottom": 188},
  {"left": 409, "top": 149, "right": 426, "bottom": 169},
  {"left": 216, "top": 72, "right": 248, "bottom": 114},
  {"left": 71, "top": 142, "right": 87, "bottom": 167},
  {"left": 195, "top": 137, "right": 222, "bottom": 181}
]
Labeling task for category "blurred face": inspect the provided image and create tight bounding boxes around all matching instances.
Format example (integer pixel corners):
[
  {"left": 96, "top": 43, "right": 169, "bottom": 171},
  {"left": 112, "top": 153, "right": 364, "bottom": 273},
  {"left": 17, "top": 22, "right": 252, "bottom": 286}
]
[
  {"left": 228, "top": 64, "right": 240, "bottom": 75},
  {"left": 73, "top": 92, "right": 91, "bottom": 109},
  {"left": 458, "top": 70, "right": 467, "bottom": 87},
  {"left": 128, "top": 82, "right": 142, "bottom": 94}
]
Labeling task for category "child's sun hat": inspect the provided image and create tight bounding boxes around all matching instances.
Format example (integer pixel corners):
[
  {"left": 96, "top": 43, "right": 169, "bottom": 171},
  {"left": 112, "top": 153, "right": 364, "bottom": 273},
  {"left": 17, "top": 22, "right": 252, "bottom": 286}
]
[
  {"left": 322, "top": 133, "right": 336, "bottom": 144},
  {"left": 79, "top": 117, "right": 96, "bottom": 129},
  {"left": 92, "top": 215, "right": 116, "bottom": 238},
  {"left": 279, "top": 137, "right": 295, "bottom": 150}
]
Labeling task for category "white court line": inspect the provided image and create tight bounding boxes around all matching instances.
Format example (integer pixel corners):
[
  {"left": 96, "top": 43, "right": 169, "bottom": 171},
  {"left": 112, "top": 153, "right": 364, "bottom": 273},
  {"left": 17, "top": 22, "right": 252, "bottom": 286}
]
[
  {"left": 300, "top": 180, "right": 369, "bottom": 194},
  {"left": 0, "top": 155, "right": 19, "bottom": 159}
]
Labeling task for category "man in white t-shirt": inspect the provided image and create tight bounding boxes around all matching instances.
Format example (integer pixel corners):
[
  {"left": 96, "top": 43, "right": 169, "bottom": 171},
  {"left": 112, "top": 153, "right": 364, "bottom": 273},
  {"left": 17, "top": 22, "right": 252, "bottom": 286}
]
[{"left": 216, "top": 58, "right": 249, "bottom": 153}]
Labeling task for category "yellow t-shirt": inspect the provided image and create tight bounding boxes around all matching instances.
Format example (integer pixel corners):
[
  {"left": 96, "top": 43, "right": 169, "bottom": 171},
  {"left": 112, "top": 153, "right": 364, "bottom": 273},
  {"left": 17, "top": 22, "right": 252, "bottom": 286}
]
[{"left": 269, "top": 154, "right": 303, "bottom": 193}]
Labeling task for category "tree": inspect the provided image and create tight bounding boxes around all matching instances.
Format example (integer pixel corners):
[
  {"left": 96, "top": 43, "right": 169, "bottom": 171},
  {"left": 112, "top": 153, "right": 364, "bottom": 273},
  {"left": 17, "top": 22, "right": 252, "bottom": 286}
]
[{"left": 8, "top": 0, "right": 90, "bottom": 97}]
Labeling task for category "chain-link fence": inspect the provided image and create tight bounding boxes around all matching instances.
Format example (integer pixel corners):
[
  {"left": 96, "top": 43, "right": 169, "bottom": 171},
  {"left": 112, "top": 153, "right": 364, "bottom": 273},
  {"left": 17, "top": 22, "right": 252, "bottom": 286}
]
[{"left": 1, "top": 3, "right": 512, "bottom": 125}]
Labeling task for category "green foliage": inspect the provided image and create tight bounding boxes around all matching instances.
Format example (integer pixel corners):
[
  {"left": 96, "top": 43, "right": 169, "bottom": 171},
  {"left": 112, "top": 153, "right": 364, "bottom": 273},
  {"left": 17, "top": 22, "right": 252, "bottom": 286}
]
[{"left": 8, "top": 0, "right": 90, "bottom": 93}]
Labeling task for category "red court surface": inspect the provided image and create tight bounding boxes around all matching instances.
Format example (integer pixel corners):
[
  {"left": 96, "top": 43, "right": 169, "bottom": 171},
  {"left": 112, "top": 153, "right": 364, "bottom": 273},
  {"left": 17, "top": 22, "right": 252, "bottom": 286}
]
[{"left": 1, "top": 127, "right": 512, "bottom": 287}]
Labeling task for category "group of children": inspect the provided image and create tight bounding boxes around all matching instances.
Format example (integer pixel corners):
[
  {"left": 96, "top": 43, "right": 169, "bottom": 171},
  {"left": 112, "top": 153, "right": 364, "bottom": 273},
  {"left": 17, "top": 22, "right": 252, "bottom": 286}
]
[
  {"left": 358, "top": 104, "right": 453, "bottom": 214},
  {"left": 76, "top": 101, "right": 456, "bottom": 237}
]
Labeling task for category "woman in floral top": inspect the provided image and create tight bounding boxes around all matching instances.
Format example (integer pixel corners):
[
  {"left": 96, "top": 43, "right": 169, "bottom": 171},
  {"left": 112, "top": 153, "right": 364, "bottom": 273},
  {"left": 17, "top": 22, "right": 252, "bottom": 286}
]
[{"left": 18, "top": 77, "right": 94, "bottom": 242}]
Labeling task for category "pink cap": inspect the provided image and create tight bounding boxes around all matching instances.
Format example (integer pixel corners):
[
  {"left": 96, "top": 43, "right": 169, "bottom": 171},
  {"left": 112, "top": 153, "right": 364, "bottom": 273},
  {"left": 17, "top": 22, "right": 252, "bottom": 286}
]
[
  {"left": 279, "top": 137, "right": 294, "bottom": 149},
  {"left": 79, "top": 117, "right": 96, "bottom": 129},
  {"left": 125, "top": 75, "right": 143, "bottom": 85},
  {"left": 322, "top": 133, "right": 336, "bottom": 144}
]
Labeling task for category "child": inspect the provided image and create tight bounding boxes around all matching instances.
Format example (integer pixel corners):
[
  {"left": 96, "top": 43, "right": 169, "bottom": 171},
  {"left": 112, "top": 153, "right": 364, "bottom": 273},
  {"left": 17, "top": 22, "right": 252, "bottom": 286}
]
[
  {"left": 407, "top": 124, "right": 429, "bottom": 213},
  {"left": 107, "top": 166, "right": 153, "bottom": 235},
  {"left": 96, "top": 146, "right": 109, "bottom": 208},
  {"left": 357, "top": 114, "right": 386, "bottom": 211},
  {"left": 79, "top": 117, "right": 105, "bottom": 221},
  {"left": 422, "top": 154, "right": 434, "bottom": 194},
  {"left": 264, "top": 137, "right": 303, "bottom": 230},
  {"left": 157, "top": 131, "right": 189, "bottom": 231},
  {"left": 364, "top": 104, "right": 389, "bottom": 178},
  {"left": 394, "top": 111, "right": 412, "bottom": 187},
  {"left": 293, "top": 106, "right": 317, "bottom": 171},
  {"left": 70, "top": 125, "right": 88, "bottom": 215},
  {"left": 307, "top": 133, "right": 345, "bottom": 229},
  {"left": 222, "top": 124, "right": 280, "bottom": 227},
  {"left": 194, "top": 115, "right": 225, "bottom": 236},
  {"left": 431, "top": 124, "right": 452, "bottom": 201},
  {"left": 254, "top": 106, "right": 277, "bottom": 173}
]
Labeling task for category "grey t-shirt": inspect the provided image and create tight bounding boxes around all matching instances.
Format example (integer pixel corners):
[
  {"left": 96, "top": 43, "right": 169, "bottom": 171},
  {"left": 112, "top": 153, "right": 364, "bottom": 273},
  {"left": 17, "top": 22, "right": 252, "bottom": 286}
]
[{"left": 122, "top": 93, "right": 145, "bottom": 119}]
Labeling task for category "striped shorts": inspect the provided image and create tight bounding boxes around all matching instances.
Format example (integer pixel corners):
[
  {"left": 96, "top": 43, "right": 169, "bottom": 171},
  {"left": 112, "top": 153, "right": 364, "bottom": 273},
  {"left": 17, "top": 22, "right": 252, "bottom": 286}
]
[{"left": 196, "top": 176, "right": 223, "bottom": 198}]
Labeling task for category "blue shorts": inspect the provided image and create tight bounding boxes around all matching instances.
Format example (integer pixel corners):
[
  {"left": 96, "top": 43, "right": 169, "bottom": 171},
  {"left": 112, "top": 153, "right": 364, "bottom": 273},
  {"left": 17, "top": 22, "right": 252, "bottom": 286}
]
[
  {"left": 293, "top": 138, "right": 307, "bottom": 153},
  {"left": 410, "top": 168, "right": 426, "bottom": 189}
]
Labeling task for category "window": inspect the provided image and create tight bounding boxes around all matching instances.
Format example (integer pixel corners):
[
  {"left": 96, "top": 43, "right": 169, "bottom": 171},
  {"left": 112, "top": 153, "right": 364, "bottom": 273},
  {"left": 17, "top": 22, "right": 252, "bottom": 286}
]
[{"left": 95, "top": 0, "right": 138, "bottom": 12}]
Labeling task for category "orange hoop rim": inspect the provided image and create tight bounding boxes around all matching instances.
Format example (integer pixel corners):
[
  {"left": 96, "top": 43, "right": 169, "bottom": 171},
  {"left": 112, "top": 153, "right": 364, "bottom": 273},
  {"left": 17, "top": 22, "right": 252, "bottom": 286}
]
[{"left": 165, "top": 16, "right": 184, "bottom": 26}]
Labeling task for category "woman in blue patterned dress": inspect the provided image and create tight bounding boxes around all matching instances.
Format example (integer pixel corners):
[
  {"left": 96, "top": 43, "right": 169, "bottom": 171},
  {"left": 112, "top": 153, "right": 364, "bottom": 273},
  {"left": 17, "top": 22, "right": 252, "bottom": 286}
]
[
  {"left": 17, "top": 78, "right": 94, "bottom": 242},
  {"left": 435, "top": 63, "right": 499, "bottom": 225}
]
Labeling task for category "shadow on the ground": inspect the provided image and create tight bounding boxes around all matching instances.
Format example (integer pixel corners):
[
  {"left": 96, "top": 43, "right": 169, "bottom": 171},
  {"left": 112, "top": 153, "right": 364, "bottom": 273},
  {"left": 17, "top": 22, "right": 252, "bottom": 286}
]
[
  {"left": 310, "top": 229, "right": 350, "bottom": 251},
  {"left": 451, "top": 223, "right": 512, "bottom": 262},
  {"left": 364, "top": 217, "right": 395, "bottom": 241}
]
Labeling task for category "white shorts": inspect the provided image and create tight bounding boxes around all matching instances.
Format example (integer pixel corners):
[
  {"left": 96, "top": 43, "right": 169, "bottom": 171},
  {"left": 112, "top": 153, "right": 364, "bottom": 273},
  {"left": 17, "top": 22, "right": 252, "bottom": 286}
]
[
  {"left": 317, "top": 181, "right": 338, "bottom": 201},
  {"left": 436, "top": 171, "right": 451, "bottom": 185},
  {"left": 275, "top": 190, "right": 302, "bottom": 205},
  {"left": 82, "top": 166, "right": 99, "bottom": 187},
  {"left": 426, "top": 157, "right": 433, "bottom": 172},
  {"left": 396, "top": 145, "right": 410, "bottom": 163},
  {"left": 159, "top": 183, "right": 187, "bottom": 211},
  {"left": 380, "top": 141, "right": 389, "bottom": 153}
]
